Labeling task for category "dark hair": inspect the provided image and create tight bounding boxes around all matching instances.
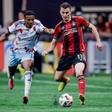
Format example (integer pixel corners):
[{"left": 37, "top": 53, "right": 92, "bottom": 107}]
[
  {"left": 60, "top": 2, "right": 71, "bottom": 9},
  {"left": 24, "top": 10, "right": 36, "bottom": 17},
  {"left": 19, "top": 10, "right": 26, "bottom": 14}
]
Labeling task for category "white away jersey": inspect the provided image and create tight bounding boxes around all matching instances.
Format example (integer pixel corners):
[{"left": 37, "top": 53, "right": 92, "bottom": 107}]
[{"left": 8, "top": 19, "right": 45, "bottom": 51}]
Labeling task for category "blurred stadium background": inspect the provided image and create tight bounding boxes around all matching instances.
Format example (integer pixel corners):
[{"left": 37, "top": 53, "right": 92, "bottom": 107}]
[
  {"left": 0, "top": 1, "right": 112, "bottom": 112},
  {"left": 0, "top": 0, "right": 112, "bottom": 75}
]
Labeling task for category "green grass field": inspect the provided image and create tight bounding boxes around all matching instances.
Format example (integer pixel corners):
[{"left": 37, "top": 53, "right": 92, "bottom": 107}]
[{"left": 0, "top": 72, "right": 112, "bottom": 112}]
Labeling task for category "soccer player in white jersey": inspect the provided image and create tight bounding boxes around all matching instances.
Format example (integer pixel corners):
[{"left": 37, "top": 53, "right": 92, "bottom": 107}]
[{"left": 0, "top": 10, "right": 54, "bottom": 104}]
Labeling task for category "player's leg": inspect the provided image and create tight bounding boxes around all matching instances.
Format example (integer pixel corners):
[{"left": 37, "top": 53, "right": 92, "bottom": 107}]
[
  {"left": 73, "top": 53, "right": 86, "bottom": 105},
  {"left": 55, "top": 56, "right": 72, "bottom": 92},
  {"left": 74, "top": 62, "right": 86, "bottom": 105},
  {"left": 53, "top": 56, "right": 71, "bottom": 104},
  {"left": 8, "top": 50, "right": 18, "bottom": 89},
  {"left": 22, "top": 59, "right": 33, "bottom": 104},
  {"left": 8, "top": 66, "right": 17, "bottom": 89},
  {"left": 54, "top": 70, "right": 70, "bottom": 92}
]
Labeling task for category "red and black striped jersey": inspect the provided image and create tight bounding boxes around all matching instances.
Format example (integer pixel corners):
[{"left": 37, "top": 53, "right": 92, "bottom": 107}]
[{"left": 54, "top": 16, "right": 89, "bottom": 56}]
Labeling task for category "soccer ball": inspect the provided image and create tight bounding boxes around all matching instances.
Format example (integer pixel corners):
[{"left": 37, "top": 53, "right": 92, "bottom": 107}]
[{"left": 59, "top": 93, "right": 73, "bottom": 107}]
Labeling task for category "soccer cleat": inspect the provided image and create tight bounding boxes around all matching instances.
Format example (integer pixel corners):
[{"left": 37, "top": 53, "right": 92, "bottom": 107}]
[
  {"left": 79, "top": 94, "right": 85, "bottom": 105},
  {"left": 58, "top": 77, "right": 70, "bottom": 92},
  {"left": 23, "top": 96, "right": 29, "bottom": 104},
  {"left": 8, "top": 79, "right": 14, "bottom": 89}
]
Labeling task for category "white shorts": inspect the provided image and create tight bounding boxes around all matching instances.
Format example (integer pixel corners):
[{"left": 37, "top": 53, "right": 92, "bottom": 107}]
[{"left": 8, "top": 49, "right": 34, "bottom": 67}]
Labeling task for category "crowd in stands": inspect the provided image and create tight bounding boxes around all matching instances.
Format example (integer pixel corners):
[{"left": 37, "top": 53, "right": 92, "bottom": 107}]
[{"left": 83, "top": 13, "right": 112, "bottom": 41}]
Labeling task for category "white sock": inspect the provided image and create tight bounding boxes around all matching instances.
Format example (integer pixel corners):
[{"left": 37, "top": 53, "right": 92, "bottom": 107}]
[{"left": 24, "top": 71, "right": 32, "bottom": 97}]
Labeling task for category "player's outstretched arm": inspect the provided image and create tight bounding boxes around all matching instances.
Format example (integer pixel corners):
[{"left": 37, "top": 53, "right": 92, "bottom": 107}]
[
  {"left": 89, "top": 23, "right": 103, "bottom": 50},
  {"left": 42, "top": 38, "right": 57, "bottom": 56},
  {"left": 0, "top": 29, "right": 9, "bottom": 41},
  {"left": 43, "top": 27, "right": 54, "bottom": 35}
]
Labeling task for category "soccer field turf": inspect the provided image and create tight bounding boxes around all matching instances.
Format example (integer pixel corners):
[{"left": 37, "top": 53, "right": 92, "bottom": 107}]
[{"left": 0, "top": 72, "right": 112, "bottom": 112}]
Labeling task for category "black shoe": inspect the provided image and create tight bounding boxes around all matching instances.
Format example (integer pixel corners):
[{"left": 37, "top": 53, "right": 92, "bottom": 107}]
[
  {"left": 23, "top": 96, "right": 29, "bottom": 104},
  {"left": 79, "top": 94, "right": 85, "bottom": 105}
]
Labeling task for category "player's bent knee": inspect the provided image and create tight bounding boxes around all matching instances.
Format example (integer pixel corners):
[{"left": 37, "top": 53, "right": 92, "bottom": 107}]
[{"left": 25, "top": 71, "right": 32, "bottom": 81}]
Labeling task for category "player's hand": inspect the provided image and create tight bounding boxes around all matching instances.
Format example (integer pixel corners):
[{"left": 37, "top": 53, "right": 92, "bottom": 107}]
[
  {"left": 49, "top": 29, "right": 54, "bottom": 34},
  {"left": 41, "top": 50, "right": 49, "bottom": 56},
  {"left": 96, "top": 41, "right": 103, "bottom": 50}
]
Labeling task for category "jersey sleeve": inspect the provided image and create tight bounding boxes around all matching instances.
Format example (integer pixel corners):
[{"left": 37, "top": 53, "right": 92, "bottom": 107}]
[
  {"left": 35, "top": 19, "right": 45, "bottom": 33},
  {"left": 78, "top": 16, "right": 89, "bottom": 27},
  {"left": 53, "top": 24, "right": 61, "bottom": 40},
  {"left": 8, "top": 23, "right": 16, "bottom": 33}
]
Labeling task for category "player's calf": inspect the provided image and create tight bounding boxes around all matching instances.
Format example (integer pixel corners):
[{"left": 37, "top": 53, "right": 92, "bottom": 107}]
[
  {"left": 77, "top": 75, "right": 85, "bottom": 95},
  {"left": 77, "top": 75, "right": 86, "bottom": 105}
]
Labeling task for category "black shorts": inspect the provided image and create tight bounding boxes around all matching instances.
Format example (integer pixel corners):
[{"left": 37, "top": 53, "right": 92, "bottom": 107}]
[{"left": 56, "top": 53, "right": 86, "bottom": 71}]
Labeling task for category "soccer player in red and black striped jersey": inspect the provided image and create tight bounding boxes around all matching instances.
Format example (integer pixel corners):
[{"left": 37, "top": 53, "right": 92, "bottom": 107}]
[{"left": 42, "top": 2, "right": 103, "bottom": 105}]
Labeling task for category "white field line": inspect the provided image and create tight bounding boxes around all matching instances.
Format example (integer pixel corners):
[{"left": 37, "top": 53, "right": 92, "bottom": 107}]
[{"left": 33, "top": 79, "right": 112, "bottom": 90}]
